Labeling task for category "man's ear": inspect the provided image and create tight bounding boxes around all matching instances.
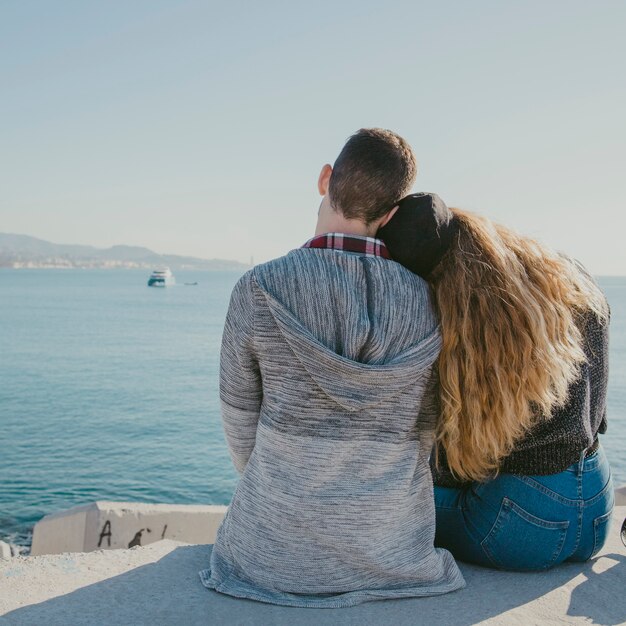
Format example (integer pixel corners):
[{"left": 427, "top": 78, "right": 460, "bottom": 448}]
[
  {"left": 318, "top": 164, "right": 333, "bottom": 196},
  {"left": 378, "top": 204, "right": 399, "bottom": 228}
]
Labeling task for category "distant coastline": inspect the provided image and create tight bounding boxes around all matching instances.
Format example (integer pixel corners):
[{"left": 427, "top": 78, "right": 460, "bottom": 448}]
[{"left": 0, "top": 233, "right": 249, "bottom": 271}]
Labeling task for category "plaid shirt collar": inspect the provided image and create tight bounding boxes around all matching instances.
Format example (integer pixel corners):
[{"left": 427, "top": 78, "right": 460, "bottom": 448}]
[{"left": 301, "top": 232, "right": 391, "bottom": 259}]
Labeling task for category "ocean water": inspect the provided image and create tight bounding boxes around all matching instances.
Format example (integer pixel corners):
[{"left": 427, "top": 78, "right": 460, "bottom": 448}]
[{"left": 0, "top": 270, "right": 625, "bottom": 552}]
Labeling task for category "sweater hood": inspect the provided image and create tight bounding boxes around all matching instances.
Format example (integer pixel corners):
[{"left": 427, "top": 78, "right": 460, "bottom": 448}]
[{"left": 257, "top": 285, "right": 441, "bottom": 412}]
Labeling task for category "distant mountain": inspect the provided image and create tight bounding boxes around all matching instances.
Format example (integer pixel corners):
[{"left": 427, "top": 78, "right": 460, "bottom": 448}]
[{"left": 0, "top": 233, "right": 249, "bottom": 271}]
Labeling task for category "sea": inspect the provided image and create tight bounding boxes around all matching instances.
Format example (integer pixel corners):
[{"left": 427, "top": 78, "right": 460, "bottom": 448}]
[{"left": 1, "top": 270, "right": 625, "bottom": 553}]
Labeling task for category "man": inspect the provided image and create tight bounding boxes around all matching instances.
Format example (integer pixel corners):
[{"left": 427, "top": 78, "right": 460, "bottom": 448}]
[{"left": 199, "top": 129, "right": 464, "bottom": 607}]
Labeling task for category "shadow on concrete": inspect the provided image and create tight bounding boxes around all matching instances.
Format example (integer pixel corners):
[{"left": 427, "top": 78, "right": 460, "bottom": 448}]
[
  {"left": 565, "top": 553, "right": 625, "bottom": 625},
  {"left": 2, "top": 545, "right": 625, "bottom": 626}
]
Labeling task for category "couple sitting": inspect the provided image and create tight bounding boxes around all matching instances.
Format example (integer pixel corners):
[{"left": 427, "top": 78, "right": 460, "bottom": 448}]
[{"left": 200, "top": 128, "right": 613, "bottom": 608}]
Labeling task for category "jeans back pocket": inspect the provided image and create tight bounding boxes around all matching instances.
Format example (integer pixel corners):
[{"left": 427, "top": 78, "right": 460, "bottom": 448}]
[
  {"left": 481, "top": 497, "right": 569, "bottom": 571},
  {"left": 591, "top": 509, "right": 614, "bottom": 558}
]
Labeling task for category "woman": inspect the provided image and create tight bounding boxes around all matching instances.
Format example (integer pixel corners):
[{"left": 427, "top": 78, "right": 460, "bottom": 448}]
[{"left": 379, "top": 193, "right": 613, "bottom": 571}]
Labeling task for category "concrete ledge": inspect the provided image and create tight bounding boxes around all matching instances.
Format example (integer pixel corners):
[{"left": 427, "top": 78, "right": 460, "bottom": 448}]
[
  {"left": 2, "top": 507, "right": 625, "bottom": 625},
  {"left": 30, "top": 501, "right": 228, "bottom": 556},
  {"left": 28, "top": 486, "right": 626, "bottom": 556},
  {"left": 0, "top": 543, "right": 11, "bottom": 561}
]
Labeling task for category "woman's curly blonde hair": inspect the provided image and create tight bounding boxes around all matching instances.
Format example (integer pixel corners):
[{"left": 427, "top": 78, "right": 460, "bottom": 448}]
[{"left": 431, "top": 208, "right": 609, "bottom": 482}]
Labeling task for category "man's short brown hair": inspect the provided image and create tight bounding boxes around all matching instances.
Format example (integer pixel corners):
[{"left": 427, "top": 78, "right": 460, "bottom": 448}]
[{"left": 329, "top": 128, "right": 417, "bottom": 224}]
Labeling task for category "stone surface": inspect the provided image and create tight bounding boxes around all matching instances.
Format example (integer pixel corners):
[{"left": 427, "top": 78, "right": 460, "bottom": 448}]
[
  {"left": 2, "top": 507, "right": 625, "bottom": 625},
  {"left": 0, "top": 543, "right": 10, "bottom": 561},
  {"left": 30, "top": 501, "right": 228, "bottom": 556},
  {"left": 615, "top": 485, "right": 626, "bottom": 506}
]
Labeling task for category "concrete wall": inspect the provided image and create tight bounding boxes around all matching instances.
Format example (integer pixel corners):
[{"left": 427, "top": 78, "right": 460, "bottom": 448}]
[
  {"left": 29, "top": 485, "right": 626, "bottom": 557},
  {"left": 0, "top": 541, "right": 11, "bottom": 560},
  {"left": 31, "top": 501, "right": 227, "bottom": 556}
]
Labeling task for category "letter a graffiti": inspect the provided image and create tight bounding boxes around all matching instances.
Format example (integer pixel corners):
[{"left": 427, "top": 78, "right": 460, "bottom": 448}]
[{"left": 98, "top": 520, "right": 112, "bottom": 547}]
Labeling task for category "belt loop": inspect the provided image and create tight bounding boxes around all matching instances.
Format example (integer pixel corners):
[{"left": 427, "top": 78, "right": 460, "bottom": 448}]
[
  {"left": 577, "top": 449, "right": 586, "bottom": 478},
  {"left": 576, "top": 449, "right": 586, "bottom": 500}
]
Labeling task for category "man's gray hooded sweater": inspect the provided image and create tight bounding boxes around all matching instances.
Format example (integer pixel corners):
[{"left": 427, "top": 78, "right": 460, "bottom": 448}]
[{"left": 199, "top": 246, "right": 465, "bottom": 607}]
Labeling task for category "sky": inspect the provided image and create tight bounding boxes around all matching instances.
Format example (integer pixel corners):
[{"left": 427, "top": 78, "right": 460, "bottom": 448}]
[{"left": 1, "top": 1, "right": 625, "bottom": 273}]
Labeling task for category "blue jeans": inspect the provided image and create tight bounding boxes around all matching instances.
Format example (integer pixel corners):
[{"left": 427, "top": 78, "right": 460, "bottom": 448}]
[{"left": 434, "top": 445, "right": 614, "bottom": 571}]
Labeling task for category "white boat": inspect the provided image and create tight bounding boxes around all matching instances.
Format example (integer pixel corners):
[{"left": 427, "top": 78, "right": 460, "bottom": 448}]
[{"left": 147, "top": 267, "right": 175, "bottom": 287}]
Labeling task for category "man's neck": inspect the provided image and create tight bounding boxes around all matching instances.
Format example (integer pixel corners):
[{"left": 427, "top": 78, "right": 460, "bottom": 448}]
[
  {"left": 314, "top": 198, "right": 377, "bottom": 238},
  {"left": 314, "top": 223, "right": 375, "bottom": 238}
]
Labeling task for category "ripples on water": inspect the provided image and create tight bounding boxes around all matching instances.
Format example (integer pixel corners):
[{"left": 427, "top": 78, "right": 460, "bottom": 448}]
[
  {"left": 0, "top": 269, "right": 240, "bottom": 550},
  {"left": 0, "top": 270, "right": 624, "bottom": 551}
]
